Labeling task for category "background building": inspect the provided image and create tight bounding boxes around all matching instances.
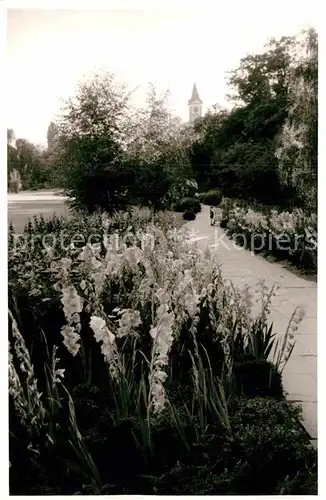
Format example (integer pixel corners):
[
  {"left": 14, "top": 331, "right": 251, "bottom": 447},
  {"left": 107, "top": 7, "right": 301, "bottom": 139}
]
[{"left": 188, "top": 83, "right": 203, "bottom": 123}]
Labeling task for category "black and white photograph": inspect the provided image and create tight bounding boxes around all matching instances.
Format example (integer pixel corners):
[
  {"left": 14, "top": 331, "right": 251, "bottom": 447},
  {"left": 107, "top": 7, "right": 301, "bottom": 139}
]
[{"left": 5, "top": 1, "right": 319, "bottom": 495}]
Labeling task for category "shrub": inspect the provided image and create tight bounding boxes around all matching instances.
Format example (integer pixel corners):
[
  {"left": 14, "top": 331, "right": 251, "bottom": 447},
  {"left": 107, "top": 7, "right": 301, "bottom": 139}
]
[
  {"left": 148, "top": 398, "right": 317, "bottom": 495},
  {"left": 195, "top": 192, "right": 206, "bottom": 202},
  {"left": 275, "top": 470, "right": 317, "bottom": 495},
  {"left": 174, "top": 197, "right": 201, "bottom": 214},
  {"left": 202, "top": 189, "right": 222, "bottom": 206},
  {"left": 220, "top": 197, "right": 233, "bottom": 227},
  {"left": 183, "top": 211, "right": 196, "bottom": 221},
  {"left": 221, "top": 201, "right": 317, "bottom": 271},
  {"left": 9, "top": 181, "right": 20, "bottom": 193},
  {"left": 233, "top": 357, "right": 283, "bottom": 399}
]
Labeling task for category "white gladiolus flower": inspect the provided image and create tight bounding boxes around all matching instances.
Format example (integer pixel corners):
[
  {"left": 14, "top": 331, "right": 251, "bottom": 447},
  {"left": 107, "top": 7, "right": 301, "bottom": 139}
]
[
  {"left": 78, "top": 244, "right": 102, "bottom": 270},
  {"left": 50, "top": 257, "right": 72, "bottom": 280},
  {"left": 9, "top": 355, "right": 24, "bottom": 402},
  {"left": 78, "top": 244, "right": 94, "bottom": 262},
  {"left": 154, "top": 357, "right": 169, "bottom": 370},
  {"left": 104, "top": 251, "right": 122, "bottom": 276},
  {"left": 61, "top": 258, "right": 72, "bottom": 271},
  {"left": 151, "top": 382, "right": 165, "bottom": 413},
  {"left": 141, "top": 233, "right": 155, "bottom": 254},
  {"left": 123, "top": 246, "right": 143, "bottom": 266},
  {"left": 150, "top": 311, "right": 174, "bottom": 342},
  {"left": 117, "top": 309, "right": 142, "bottom": 338},
  {"left": 102, "top": 214, "right": 110, "bottom": 230},
  {"left": 51, "top": 347, "right": 66, "bottom": 385},
  {"left": 154, "top": 370, "right": 168, "bottom": 383},
  {"left": 184, "top": 292, "right": 200, "bottom": 317},
  {"left": 89, "top": 316, "right": 120, "bottom": 377},
  {"left": 91, "top": 257, "right": 102, "bottom": 270},
  {"left": 148, "top": 300, "right": 175, "bottom": 414},
  {"left": 155, "top": 288, "right": 170, "bottom": 305},
  {"left": 90, "top": 316, "right": 115, "bottom": 344},
  {"left": 54, "top": 368, "right": 65, "bottom": 383},
  {"left": 9, "top": 314, "right": 46, "bottom": 431},
  {"left": 90, "top": 315, "right": 105, "bottom": 333},
  {"left": 60, "top": 325, "right": 81, "bottom": 356},
  {"left": 61, "top": 285, "right": 83, "bottom": 321}
]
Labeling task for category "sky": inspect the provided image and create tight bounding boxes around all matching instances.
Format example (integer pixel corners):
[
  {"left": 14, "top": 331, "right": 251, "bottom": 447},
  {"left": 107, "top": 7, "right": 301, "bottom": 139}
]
[{"left": 6, "top": 2, "right": 318, "bottom": 146}]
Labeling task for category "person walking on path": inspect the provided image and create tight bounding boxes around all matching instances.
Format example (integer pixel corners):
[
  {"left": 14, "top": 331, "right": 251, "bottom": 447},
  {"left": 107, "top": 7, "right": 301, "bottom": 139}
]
[{"left": 209, "top": 206, "right": 215, "bottom": 226}]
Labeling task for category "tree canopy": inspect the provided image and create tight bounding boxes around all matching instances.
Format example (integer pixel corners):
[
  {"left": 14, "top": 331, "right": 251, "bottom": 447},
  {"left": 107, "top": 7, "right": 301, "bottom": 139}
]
[
  {"left": 190, "top": 28, "right": 317, "bottom": 210},
  {"left": 53, "top": 76, "right": 197, "bottom": 212}
]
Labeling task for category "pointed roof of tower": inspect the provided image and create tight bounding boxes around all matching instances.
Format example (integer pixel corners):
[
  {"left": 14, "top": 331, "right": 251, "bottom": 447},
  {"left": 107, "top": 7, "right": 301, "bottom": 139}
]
[{"left": 188, "top": 83, "right": 202, "bottom": 104}]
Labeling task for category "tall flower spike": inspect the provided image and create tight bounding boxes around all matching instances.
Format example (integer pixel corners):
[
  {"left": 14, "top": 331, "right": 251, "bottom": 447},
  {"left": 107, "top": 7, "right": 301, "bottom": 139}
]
[
  {"left": 89, "top": 315, "right": 121, "bottom": 378},
  {"left": 61, "top": 285, "right": 83, "bottom": 322},
  {"left": 60, "top": 325, "right": 81, "bottom": 356},
  {"left": 148, "top": 298, "right": 175, "bottom": 414}
]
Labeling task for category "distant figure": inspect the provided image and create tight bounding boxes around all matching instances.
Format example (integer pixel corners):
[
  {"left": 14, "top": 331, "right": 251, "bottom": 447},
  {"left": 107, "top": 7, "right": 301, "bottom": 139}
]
[{"left": 209, "top": 206, "right": 215, "bottom": 226}]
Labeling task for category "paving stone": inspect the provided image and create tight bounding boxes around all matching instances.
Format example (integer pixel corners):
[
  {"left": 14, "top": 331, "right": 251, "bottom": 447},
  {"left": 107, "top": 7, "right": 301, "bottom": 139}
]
[
  {"left": 299, "top": 355, "right": 318, "bottom": 379},
  {"left": 296, "top": 317, "right": 317, "bottom": 334},
  {"left": 283, "top": 355, "right": 317, "bottom": 383},
  {"left": 295, "top": 335, "right": 317, "bottom": 356},
  {"left": 274, "top": 301, "right": 305, "bottom": 319},
  {"left": 300, "top": 402, "right": 318, "bottom": 438},
  {"left": 310, "top": 439, "right": 318, "bottom": 449},
  {"left": 268, "top": 309, "right": 291, "bottom": 335},
  {"left": 282, "top": 372, "right": 317, "bottom": 402},
  {"left": 283, "top": 355, "right": 317, "bottom": 378}
]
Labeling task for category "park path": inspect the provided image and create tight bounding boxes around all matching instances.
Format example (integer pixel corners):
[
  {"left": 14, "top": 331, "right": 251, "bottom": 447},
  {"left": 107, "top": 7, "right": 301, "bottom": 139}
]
[{"left": 185, "top": 205, "right": 317, "bottom": 446}]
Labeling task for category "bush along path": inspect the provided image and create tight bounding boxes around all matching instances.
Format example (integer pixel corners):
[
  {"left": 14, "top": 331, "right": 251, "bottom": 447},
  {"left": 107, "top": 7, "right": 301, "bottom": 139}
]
[
  {"left": 185, "top": 204, "right": 317, "bottom": 448},
  {"left": 8, "top": 210, "right": 317, "bottom": 494},
  {"left": 219, "top": 198, "right": 317, "bottom": 277}
]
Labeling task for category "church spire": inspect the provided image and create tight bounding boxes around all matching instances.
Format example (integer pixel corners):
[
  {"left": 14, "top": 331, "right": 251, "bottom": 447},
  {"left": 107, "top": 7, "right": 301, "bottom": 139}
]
[
  {"left": 188, "top": 83, "right": 203, "bottom": 123},
  {"left": 188, "top": 83, "right": 202, "bottom": 104}
]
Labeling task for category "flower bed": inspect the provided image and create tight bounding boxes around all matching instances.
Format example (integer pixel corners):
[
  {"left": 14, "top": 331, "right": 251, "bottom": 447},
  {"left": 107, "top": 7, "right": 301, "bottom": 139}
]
[
  {"left": 220, "top": 198, "right": 317, "bottom": 271},
  {"left": 8, "top": 209, "right": 317, "bottom": 495}
]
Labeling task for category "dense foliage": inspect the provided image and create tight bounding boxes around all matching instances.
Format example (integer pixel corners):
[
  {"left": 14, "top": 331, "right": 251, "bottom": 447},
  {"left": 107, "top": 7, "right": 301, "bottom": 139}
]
[
  {"left": 8, "top": 210, "right": 316, "bottom": 495},
  {"left": 174, "top": 197, "right": 201, "bottom": 213},
  {"left": 49, "top": 77, "right": 196, "bottom": 213},
  {"left": 220, "top": 197, "right": 317, "bottom": 272},
  {"left": 8, "top": 29, "right": 316, "bottom": 217},
  {"left": 190, "top": 29, "right": 317, "bottom": 211},
  {"left": 183, "top": 210, "right": 196, "bottom": 221},
  {"left": 275, "top": 30, "right": 318, "bottom": 210},
  {"left": 202, "top": 189, "right": 223, "bottom": 206},
  {"left": 7, "top": 131, "right": 57, "bottom": 191}
]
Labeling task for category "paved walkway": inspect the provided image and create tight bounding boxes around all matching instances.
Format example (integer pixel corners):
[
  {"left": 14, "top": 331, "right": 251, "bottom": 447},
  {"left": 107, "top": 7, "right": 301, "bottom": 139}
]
[
  {"left": 8, "top": 190, "right": 67, "bottom": 202},
  {"left": 185, "top": 205, "right": 317, "bottom": 446}
]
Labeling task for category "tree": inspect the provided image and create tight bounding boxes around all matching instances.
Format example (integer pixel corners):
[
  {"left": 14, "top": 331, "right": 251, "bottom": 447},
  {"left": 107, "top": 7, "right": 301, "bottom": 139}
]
[
  {"left": 7, "top": 131, "right": 28, "bottom": 191},
  {"left": 7, "top": 128, "right": 16, "bottom": 147},
  {"left": 7, "top": 129, "right": 54, "bottom": 191},
  {"left": 7, "top": 130, "right": 21, "bottom": 192},
  {"left": 124, "top": 84, "right": 195, "bottom": 210},
  {"left": 47, "top": 121, "right": 59, "bottom": 150},
  {"left": 227, "top": 36, "right": 295, "bottom": 105},
  {"left": 54, "top": 72, "right": 136, "bottom": 213},
  {"left": 275, "top": 29, "right": 318, "bottom": 211},
  {"left": 190, "top": 32, "right": 311, "bottom": 207},
  {"left": 16, "top": 139, "right": 51, "bottom": 189}
]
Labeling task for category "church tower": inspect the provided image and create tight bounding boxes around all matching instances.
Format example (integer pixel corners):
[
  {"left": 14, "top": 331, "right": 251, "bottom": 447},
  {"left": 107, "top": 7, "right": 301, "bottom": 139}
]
[{"left": 188, "top": 83, "right": 203, "bottom": 123}]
